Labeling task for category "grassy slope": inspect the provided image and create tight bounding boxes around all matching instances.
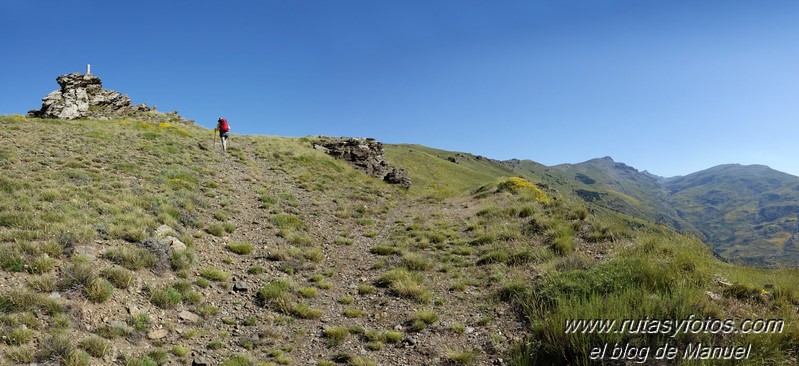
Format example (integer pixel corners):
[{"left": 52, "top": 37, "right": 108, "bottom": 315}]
[
  {"left": 0, "top": 116, "right": 797, "bottom": 366},
  {"left": 384, "top": 144, "right": 515, "bottom": 198},
  {"left": 666, "top": 164, "right": 799, "bottom": 266},
  {"left": 384, "top": 144, "right": 799, "bottom": 365},
  {"left": 507, "top": 157, "right": 696, "bottom": 232},
  {"left": 506, "top": 157, "right": 799, "bottom": 267}
]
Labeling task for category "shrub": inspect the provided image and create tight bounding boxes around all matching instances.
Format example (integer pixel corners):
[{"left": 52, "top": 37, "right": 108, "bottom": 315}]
[
  {"left": 399, "top": 252, "right": 432, "bottom": 271},
  {"left": 227, "top": 242, "right": 254, "bottom": 255},
  {"left": 5, "top": 345, "right": 35, "bottom": 363},
  {"left": 64, "top": 349, "right": 90, "bottom": 366},
  {"left": 271, "top": 213, "right": 303, "bottom": 230},
  {"left": 445, "top": 349, "right": 475, "bottom": 365},
  {"left": 200, "top": 268, "right": 231, "bottom": 281},
  {"left": 4, "top": 327, "right": 33, "bottom": 345},
  {"left": 171, "top": 346, "right": 190, "bottom": 357},
  {"left": 220, "top": 354, "right": 252, "bottom": 366},
  {"left": 298, "top": 286, "right": 318, "bottom": 298},
  {"left": 60, "top": 257, "right": 96, "bottom": 289},
  {"left": 195, "top": 304, "right": 220, "bottom": 318},
  {"left": 383, "top": 330, "right": 402, "bottom": 343},
  {"left": 377, "top": 268, "right": 431, "bottom": 303},
  {"left": 102, "top": 246, "right": 157, "bottom": 270},
  {"left": 292, "top": 303, "right": 323, "bottom": 319},
  {"left": 79, "top": 336, "right": 110, "bottom": 358},
  {"left": 357, "top": 284, "right": 376, "bottom": 295},
  {"left": 40, "top": 331, "right": 75, "bottom": 360},
  {"left": 84, "top": 278, "right": 114, "bottom": 303},
  {"left": 28, "top": 275, "right": 57, "bottom": 292},
  {"left": 127, "top": 313, "right": 151, "bottom": 332},
  {"left": 343, "top": 308, "right": 364, "bottom": 318},
  {"left": 100, "top": 266, "right": 135, "bottom": 289},
  {"left": 205, "top": 224, "right": 225, "bottom": 237},
  {"left": 170, "top": 250, "right": 196, "bottom": 271},
  {"left": 323, "top": 326, "right": 349, "bottom": 347},
  {"left": 150, "top": 286, "right": 182, "bottom": 308},
  {"left": 497, "top": 177, "right": 550, "bottom": 203},
  {"left": 27, "top": 254, "right": 56, "bottom": 274}
]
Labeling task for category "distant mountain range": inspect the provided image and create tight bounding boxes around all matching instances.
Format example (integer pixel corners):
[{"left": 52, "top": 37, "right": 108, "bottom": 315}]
[
  {"left": 506, "top": 157, "right": 799, "bottom": 267},
  {"left": 384, "top": 145, "right": 799, "bottom": 267}
]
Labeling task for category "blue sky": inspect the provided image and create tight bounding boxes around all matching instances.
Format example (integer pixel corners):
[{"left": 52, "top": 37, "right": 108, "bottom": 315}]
[{"left": 2, "top": 0, "right": 798, "bottom": 177}]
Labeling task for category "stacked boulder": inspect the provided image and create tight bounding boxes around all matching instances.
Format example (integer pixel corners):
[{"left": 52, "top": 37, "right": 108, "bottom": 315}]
[
  {"left": 28, "top": 72, "right": 192, "bottom": 123},
  {"left": 313, "top": 137, "right": 411, "bottom": 188}
]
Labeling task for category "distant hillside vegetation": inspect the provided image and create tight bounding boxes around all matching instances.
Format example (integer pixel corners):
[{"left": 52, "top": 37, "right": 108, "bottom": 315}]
[{"left": 665, "top": 164, "right": 799, "bottom": 266}]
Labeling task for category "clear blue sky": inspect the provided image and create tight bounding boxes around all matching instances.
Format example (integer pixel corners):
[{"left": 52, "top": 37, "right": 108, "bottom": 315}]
[{"left": 2, "top": 0, "right": 798, "bottom": 177}]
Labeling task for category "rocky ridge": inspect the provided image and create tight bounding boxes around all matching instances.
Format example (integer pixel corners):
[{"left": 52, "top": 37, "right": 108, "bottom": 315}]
[
  {"left": 313, "top": 136, "right": 412, "bottom": 188},
  {"left": 28, "top": 72, "right": 192, "bottom": 124}
]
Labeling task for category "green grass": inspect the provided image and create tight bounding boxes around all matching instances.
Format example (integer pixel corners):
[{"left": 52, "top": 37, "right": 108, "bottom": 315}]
[
  {"left": 445, "top": 349, "right": 475, "bottom": 365},
  {"left": 227, "top": 242, "right": 254, "bottom": 255},
  {"left": 3, "top": 116, "right": 799, "bottom": 366},
  {"left": 149, "top": 286, "right": 183, "bottom": 308},
  {"left": 257, "top": 280, "right": 293, "bottom": 313},
  {"left": 171, "top": 346, "right": 190, "bottom": 357},
  {"left": 200, "top": 267, "right": 231, "bottom": 281},
  {"left": 79, "top": 336, "right": 111, "bottom": 358},
  {"left": 170, "top": 249, "right": 196, "bottom": 271},
  {"left": 376, "top": 268, "right": 432, "bottom": 303},
  {"left": 357, "top": 284, "right": 376, "bottom": 295},
  {"left": 338, "top": 295, "right": 354, "bottom": 304},
  {"left": 384, "top": 144, "right": 516, "bottom": 198},
  {"left": 102, "top": 245, "right": 158, "bottom": 270},
  {"left": 84, "top": 278, "right": 114, "bottom": 303},
  {"left": 291, "top": 303, "right": 323, "bottom": 319},
  {"left": 343, "top": 308, "right": 364, "bottom": 318},
  {"left": 100, "top": 266, "right": 135, "bottom": 289},
  {"left": 323, "top": 326, "right": 350, "bottom": 347},
  {"left": 298, "top": 286, "right": 318, "bottom": 298},
  {"left": 4, "top": 327, "right": 33, "bottom": 345}
]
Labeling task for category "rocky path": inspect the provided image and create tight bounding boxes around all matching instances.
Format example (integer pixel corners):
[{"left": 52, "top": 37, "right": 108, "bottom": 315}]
[{"left": 177, "top": 140, "right": 524, "bottom": 365}]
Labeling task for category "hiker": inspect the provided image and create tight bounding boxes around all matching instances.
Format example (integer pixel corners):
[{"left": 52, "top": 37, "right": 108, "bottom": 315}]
[{"left": 215, "top": 117, "right": 230, "bottom": 152}]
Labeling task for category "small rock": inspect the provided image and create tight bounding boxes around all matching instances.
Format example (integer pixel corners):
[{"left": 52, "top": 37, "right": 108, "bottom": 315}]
[
  {"left": 127, "top": 303, "right": 140, "bottom": 316},
  {"left": 706, "top": 291, "right": 722, "bottom": 301},
  {"left": 465, "top": 326, "right": 475, "bottom": 334},
  {"left": 147, "top": 329, "right": 168, "bottom": 339},
  {"left": 164, "top": 236, "right": 187, "bottom": 252},
  {"left": 179, "top": 310, "right": 200, "bottom": 323},
  {"left": 393, "top": 324, "right": 403, "bottom": 331},
  {"left": 233, "top": 283, "right": 250, "bottom": 292},
  {"left": 73, "top": 245, "right": 99, "bottom": 259},
  {"left": 192, "top": 358, "right": 210, "bottom": 366},
  {"left": 155, "top": 225, "right": 174, "bottom": 238}
]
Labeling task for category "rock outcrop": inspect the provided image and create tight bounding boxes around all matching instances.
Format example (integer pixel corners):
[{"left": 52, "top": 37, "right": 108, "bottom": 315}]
[
  {"left": 313, "top": 137, "right": 411, "bottom": 188},
  {"left": 28, "top": 72, "right": 192, "bottom": 123}
]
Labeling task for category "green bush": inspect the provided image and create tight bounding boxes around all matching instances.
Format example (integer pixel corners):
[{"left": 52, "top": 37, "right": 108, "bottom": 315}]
[
  {"left": 102, "top": 246, "right": 157, "bottom": 270},
  {"left": 170, "top": 249, "right": 196, "bottom": 271},
  {"left": 84, "top": 278, "right": 114, "bottom": 303},
  {"left": 227, "top": 242, "right": 254, "bottom": 255},
  {"left": 200, "top": 268, "right": 231, "bottom": 281},
  {"left": 150, "top": 286, "right": 182, "bottom": 308},
  {"left": 323, "top": 326, "right": 349, "bottom": 347}
]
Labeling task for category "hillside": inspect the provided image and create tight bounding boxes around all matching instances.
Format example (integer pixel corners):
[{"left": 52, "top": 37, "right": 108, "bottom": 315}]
[
  {"left": 510, "top": 157, "right": 695, "bottom": 231},
  {"left": 0, "top": 115, "right": 797, "bottom": 366},
  {"left": 499, "top": 157, "right": 799, "bottom": 267},
  {"left": 665, "top": 164, "right": 799, "bottom": 266}
]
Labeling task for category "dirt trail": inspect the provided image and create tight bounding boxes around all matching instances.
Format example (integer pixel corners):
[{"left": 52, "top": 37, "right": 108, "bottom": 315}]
[{"left": 171, "top": 140, "right": 521, "bottom": 365}]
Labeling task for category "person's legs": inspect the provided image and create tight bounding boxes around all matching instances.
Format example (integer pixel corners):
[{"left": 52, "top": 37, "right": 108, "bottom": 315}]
[{"left": 220, "top": 133, "right": 228, "bottom": 152}]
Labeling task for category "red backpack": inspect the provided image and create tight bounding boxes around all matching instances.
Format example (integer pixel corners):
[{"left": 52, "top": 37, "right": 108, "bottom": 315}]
[{"left": 219, "top": 118, "right": 230, "bottom": 133}]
